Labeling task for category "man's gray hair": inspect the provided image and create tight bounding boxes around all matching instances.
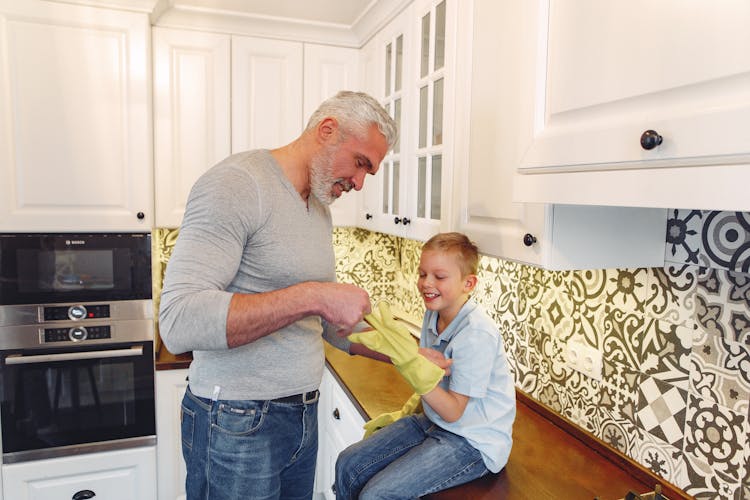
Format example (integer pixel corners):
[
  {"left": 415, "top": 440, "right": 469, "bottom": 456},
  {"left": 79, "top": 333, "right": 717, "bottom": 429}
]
[{"left": 305, "top": 90, "right": 398, "bottom": 149}]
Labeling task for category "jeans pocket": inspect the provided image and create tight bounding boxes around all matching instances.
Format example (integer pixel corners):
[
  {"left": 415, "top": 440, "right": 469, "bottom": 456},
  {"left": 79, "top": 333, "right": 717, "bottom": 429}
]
[
  {"left": 214, "top": 401, "right": 264, "bottom": 436},
  {"left": 181, "top": 404, "right": 195, "bottom": 450}
]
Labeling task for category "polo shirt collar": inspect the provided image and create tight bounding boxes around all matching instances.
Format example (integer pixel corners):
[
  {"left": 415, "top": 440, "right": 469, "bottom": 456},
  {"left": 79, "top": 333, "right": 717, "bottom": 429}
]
[{"left": 425, "top": 297, "right": 478, "bottom": 346}]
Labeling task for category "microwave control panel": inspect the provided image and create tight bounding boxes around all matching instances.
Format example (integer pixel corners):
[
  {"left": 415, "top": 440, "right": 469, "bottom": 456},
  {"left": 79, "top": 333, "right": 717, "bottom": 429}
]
[{"left": 43, "top": 304, "right": 111, "bottom": 321}]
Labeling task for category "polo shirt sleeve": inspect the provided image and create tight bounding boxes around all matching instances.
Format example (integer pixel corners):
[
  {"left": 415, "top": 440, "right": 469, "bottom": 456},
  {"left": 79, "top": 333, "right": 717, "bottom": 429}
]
[{"left": 447, "top": 327, "right": 500, "bottom": 398}]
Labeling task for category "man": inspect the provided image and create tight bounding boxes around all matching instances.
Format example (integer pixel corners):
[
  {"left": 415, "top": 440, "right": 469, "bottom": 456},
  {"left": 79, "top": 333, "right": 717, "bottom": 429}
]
[{"left": 159, "top": 91, "right": 397, "bottom": 500}]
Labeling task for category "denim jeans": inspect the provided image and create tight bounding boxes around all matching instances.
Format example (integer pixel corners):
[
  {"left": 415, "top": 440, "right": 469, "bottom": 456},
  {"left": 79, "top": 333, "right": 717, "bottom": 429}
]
[
  {"left": 335, "top": 413, "right": 489, "bottom": 500},
  {"left": 181, "top": 386, "right": 319, "bottom": 500}
]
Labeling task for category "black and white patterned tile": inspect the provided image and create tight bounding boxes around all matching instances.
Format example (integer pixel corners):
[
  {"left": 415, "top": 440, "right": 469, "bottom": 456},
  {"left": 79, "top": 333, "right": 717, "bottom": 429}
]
[
  {"left": 665, "top": 209, "right": 705, "bottom": 266},
  {"left": 696, "top": 267, "right": 750, "bottom": 346},
  {"left": 639, "top": 318, "right": 693, "bottom": 391},
  {"left": 644, "top": 265, "right": 698, "bottom": 328},
  {"left": 635, "top": 375, "right": 688, "bottom": 450},
  {"left": 683, "top": 394, "right": 747, "bottom": 485}
]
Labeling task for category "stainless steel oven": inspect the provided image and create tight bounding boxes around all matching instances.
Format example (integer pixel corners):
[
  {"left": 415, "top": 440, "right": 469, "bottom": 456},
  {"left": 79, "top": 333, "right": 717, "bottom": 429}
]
[{"left": 0, "top": 233, "right": 155, "bottom": 464}]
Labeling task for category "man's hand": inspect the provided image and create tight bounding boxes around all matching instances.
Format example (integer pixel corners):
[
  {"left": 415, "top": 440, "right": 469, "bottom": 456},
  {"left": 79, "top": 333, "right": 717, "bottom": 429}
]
[{"left": 314, "top": 282, "right": 371, "bottom": 330}]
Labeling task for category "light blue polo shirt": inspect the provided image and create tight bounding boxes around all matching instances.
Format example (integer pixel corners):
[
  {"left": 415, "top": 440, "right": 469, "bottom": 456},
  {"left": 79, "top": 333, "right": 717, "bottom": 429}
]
[{"left": 420, "top": 298, "right": 516, "bottom": 473}]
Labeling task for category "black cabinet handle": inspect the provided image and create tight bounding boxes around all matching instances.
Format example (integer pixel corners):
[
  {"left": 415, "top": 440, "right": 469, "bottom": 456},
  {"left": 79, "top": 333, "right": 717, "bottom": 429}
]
[
  {"left": 365, "top": 213, "right": 373, "bottom": 220},
  {"left": 523, "top": 233, "right": 537, "bottom": 247},
  {"left": 73, "top": 490, "right": 96, "bottom": 500},
  {"left": 136, "top": 211, "right": 145, "bottom": 220},
  {"left": 394, "top": 217, "right": 411, "bottom": 225},
  {"left": 333, "top": 408, "right": 341, "bottom": 420},
  {"left": 640, "top": 129, "right": 663, "bottom": 150}
]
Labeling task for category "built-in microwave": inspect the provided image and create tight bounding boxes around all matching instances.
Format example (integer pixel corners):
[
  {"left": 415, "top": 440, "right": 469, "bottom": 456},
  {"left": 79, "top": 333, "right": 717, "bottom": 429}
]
[{"left": 0, "top": 233, "right": 151, "bottom": 306}]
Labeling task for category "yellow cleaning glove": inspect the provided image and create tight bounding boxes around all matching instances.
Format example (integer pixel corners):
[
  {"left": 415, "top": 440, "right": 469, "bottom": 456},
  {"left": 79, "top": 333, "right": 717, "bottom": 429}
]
[
  {"left": 349, "top": 302, "right": 444, "bottom": 395},
  {"left": 363, "top": 392, "right": 422, "bottom": 438}
]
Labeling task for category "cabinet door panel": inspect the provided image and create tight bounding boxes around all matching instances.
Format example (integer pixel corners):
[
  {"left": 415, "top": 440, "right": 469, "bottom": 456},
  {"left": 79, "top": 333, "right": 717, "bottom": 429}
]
[
  {"left": 520, "top": 0, "right": 750, "bottom": 173},
  {"left": 2, "top": 447, "right": 156, "bottom": 500},
  {"left": 153, "top": 28, "right": 230, "bottom": 228},
  {"left": 231, "top": 37, "right": 303, "bottom": 152},
  {"left": 304, "top": 44, "right": 361, "bottom": 227},
  {"left": 0, "top": 2, "right": 151, "bottom": 230}
]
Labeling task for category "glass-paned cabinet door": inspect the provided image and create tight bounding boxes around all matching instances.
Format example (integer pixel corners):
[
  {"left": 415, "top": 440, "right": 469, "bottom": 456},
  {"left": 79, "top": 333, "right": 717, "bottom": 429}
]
[
  {"left": 414, "top": 0, "right": 447, "bottom": 224},
  {"left": 382, "top": 33, "right": 404, "bottom": 222}
]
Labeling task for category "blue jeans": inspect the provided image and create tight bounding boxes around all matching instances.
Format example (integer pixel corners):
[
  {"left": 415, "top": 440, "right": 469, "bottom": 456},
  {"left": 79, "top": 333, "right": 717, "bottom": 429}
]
[
  {"left": 335, "top": 413, "right": 489, "bottom": 499},
  {"left": 181, "top": 386, "right": 319, "bottom": 500}
]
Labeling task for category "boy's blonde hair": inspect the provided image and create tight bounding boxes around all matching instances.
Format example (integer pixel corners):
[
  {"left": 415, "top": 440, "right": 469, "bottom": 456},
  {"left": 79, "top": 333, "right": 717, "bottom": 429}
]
[{"left": 422, "top": 232, "right": 479, "bottom": 276}]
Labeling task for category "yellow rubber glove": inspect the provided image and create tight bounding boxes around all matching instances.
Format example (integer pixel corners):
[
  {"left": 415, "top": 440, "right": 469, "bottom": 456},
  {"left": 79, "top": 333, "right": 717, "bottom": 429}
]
[
  {"left": 349, "top": 302, "right": 444, "bottom": 395},
  {"left": 363, "top": 392, "right": 422, "bottom": 438}
]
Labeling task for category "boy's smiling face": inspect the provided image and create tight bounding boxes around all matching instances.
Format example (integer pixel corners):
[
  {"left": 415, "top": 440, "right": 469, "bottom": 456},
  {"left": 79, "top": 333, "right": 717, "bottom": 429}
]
[{"left": 417, "top": 249, "right": 477, "bottom": 326}]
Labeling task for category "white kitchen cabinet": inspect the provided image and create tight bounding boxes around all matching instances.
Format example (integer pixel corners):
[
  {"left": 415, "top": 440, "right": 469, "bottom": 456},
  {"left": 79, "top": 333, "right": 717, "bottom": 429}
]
[
  {"left": 0, "top": 0, "right": 152, "bottom": 231},
  {"left": 304, "top": 44, "right": 362, "bottom": 227},
  {"left": 513, "top": 0, "right": 750, "bottom": 211},
  {"left": 315, "top": 367, "right": 365, "bottom": 500},
  {"left": 232, "top": 36, "right": 303, "bottom": 153},
  {"left": 155, "top": 368, "right": 189, "bottom": 500},
  {"left": 451, "top": 0, "right": 666, "bottom": 270},
  {"left": 357, "top": 0, "right": 456, "bottom": 242},
  {"left": 153, "top": 28, "right": 231, "bottom": 228},
  {"left": 153, "top": 31, "right": 305, "bottom": 228},
  {"left": 2, "top": 446, "right": 156, "bottom": 500}
]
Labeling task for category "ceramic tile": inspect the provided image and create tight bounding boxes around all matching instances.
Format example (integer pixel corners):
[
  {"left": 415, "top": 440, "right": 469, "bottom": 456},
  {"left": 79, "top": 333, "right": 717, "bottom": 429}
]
[
  {"left": 638, "top": 318, "right": 693, "bottom": 391},
  {"left": 690, "top": 327, "right": 750, "bottom": 416},
  {"left": 632, "top": 430, "right": 687, "bottom": 489},
  {"left": 665, "top": 209, "right": 705, "bottom": 266},
  {"left": 699, "top": 211, "right": 750, "bottom": 273},
  {"left": 601, "top": 305, "right": 645, "bottom": 370},
  {"left": 696, "top": 267, "right": 750, "bottom": 345},
  {"left": 644, "top": 264, "right": 698, "bottom": 328},
  {"left": 684, "top": 394, "right": 747, "bottom": 484},
  {"left": 682, "top": 450, "right": 742, "bottom": 500},
  {"left": 635, "top": 376, "right": 688, "bottom": 449}
]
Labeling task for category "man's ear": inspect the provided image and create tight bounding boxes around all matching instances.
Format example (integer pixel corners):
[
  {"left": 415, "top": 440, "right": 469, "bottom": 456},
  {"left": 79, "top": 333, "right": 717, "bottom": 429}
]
[
  {"left": 317, "top": 117, "right": 338, "bottom": 143},
  {"left": 464, "top": 274, "right": 478, "bottom": 292}
]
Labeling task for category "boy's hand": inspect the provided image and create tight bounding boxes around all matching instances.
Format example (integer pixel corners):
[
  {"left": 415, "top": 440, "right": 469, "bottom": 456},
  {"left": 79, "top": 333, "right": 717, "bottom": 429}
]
[
  {"left": 350, "top": 302, "right": 445, "bottom": 395},
  {"left": 419, "top": 347, "right": 452, "bottom": 376}
]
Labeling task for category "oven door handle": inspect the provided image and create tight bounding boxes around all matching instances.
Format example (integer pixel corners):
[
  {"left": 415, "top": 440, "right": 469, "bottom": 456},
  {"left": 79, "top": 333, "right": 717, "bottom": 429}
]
[{"left": 4, "top": 345, "right": 144, "bottom": 365}]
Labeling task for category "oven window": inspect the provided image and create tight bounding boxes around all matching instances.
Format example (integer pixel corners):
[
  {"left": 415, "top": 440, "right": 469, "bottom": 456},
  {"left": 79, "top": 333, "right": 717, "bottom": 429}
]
[{"left": 1, "top": 342, "right": 155, "bottom": 456}]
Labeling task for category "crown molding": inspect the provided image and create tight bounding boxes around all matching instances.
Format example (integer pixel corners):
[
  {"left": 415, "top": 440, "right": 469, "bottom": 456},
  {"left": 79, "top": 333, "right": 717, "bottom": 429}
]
[{"left": 42, "top": 0, "right": 160, "bottom": 14}]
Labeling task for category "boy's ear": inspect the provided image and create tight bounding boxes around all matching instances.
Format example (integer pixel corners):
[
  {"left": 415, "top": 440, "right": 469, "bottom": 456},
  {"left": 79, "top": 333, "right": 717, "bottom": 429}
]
[{"left": 464, "top": 274, "right": 478, "bottom": 292}]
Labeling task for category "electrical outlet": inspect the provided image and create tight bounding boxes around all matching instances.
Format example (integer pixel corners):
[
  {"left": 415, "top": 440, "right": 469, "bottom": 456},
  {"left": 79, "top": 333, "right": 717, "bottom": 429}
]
[{"left": 566, "top": 340, "right": 603, "bottom": 381}]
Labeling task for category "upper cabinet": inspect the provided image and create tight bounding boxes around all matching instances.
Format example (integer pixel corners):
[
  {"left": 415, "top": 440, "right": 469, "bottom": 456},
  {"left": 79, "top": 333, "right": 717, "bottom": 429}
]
[
  {"left": 357, "top": 0, "right": 455, "bottom": 241},
  {"left": 155, "top": 29, "right": 362, "bottom": 228},
  {"left": 0, "top": 0, "right": 152, "bottom": 231},
  {"left": 153, "top": 28, "right": 231, "bottom": 229},
  {"left": 513, "top": 0, "right": 750, "bottom": 211},
  {"left": 451, "top": 0, "right": 667, "bottom": 270}
]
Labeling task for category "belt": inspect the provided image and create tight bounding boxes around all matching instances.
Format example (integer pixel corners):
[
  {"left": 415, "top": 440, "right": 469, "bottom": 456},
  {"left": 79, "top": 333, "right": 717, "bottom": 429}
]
[{"left": 271, "top": 390, "right": 319, "bottom": 404}]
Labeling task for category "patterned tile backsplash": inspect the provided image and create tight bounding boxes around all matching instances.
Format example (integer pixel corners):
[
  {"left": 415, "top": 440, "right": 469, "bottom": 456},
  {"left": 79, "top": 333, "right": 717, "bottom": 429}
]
[
  {"left": 333, "top": 210, "right": 750, "bottom": 500},
  {"left": 154, "top": 210, "right": 750, "bottom": 499}
]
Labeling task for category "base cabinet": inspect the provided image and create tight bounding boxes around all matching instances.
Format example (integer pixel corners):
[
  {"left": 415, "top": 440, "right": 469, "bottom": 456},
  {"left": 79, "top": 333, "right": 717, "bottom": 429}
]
[
  {"left": 315, "top": 367, "right": 365, "bottom": 500},
  {"left": 155, "top": 368, "right": 189, "bottom": 500},
  {"left": 2, "top": 447, "right": 156, "bottom": 500}
]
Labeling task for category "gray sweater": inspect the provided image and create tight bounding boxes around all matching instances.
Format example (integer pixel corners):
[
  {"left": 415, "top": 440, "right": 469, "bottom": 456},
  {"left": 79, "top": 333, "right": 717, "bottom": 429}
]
[{"left": 159, "top": 150, "right": 349, "bottom": 400}]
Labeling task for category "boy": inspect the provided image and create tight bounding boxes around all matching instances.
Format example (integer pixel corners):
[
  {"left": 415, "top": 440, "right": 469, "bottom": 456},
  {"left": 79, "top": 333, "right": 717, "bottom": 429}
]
[{"left": 335, "top": 232, "right": 516, "bottom": 499}]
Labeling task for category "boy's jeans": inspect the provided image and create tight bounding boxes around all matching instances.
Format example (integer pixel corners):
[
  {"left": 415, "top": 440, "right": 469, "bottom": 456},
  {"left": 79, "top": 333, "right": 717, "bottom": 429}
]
[
  {"left": 181, "top": 386, "right": 318, "bottom": 500},
  {"left": 335, "top": 413, "right": 489, "bottom": 500}
]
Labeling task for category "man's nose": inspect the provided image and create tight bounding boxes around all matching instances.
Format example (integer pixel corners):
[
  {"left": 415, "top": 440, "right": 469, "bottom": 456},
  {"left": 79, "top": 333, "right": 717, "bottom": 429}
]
[{"left": 353, "top": 169, "right": 367, "bottom": 191}]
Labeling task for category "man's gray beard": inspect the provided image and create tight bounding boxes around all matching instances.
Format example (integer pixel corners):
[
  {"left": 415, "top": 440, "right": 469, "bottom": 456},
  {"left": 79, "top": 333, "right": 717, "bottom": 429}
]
[{"left": 310, "top": 146, "right": 337, "bottom": 205}]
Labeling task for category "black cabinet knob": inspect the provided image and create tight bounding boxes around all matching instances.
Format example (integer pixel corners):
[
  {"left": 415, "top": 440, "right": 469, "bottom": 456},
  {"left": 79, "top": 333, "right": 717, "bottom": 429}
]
[
  {"left": 523, "top": 233, "right": 537, "bottom": 247},
  {"left": 394, "top": 217, "right": 411, "bottom": 225},
  {"left": 333, "top": 408, "right": 341, "bottom": 420},
  {"left": 136, "top": 211, "right": 145, "bottom": 220},
  {"left": 365, "top": 213, "right": 373, "bottom": 220},
  {"left": 640, "top": 130, "right": 663, "bottom": 150},
  {"left": 73, "top": 490, "right": 96, "bottom": 500}
]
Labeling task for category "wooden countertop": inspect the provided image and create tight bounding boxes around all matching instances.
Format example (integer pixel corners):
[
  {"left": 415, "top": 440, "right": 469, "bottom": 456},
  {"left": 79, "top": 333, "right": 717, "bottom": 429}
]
[{"left": 158, "top": 343, "right": 690, "bottom": 499}]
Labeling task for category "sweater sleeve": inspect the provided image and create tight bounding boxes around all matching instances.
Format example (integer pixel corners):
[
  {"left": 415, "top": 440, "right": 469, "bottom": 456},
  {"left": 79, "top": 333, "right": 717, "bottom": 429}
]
[{"left": 158, "top": 162, "right": 261, "bottom": 354}]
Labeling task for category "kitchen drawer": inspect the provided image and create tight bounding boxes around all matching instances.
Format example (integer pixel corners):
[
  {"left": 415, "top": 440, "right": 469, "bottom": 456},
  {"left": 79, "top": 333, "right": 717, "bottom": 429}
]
[{"left": 329, "top": 380, "right": 365, "bottom": 446}]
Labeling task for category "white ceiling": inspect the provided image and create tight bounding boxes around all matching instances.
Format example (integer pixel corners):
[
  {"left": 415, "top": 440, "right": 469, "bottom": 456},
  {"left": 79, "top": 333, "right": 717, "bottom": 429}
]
[{"left": 170, "top": 0, "right": 376, "bottom": 26}]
